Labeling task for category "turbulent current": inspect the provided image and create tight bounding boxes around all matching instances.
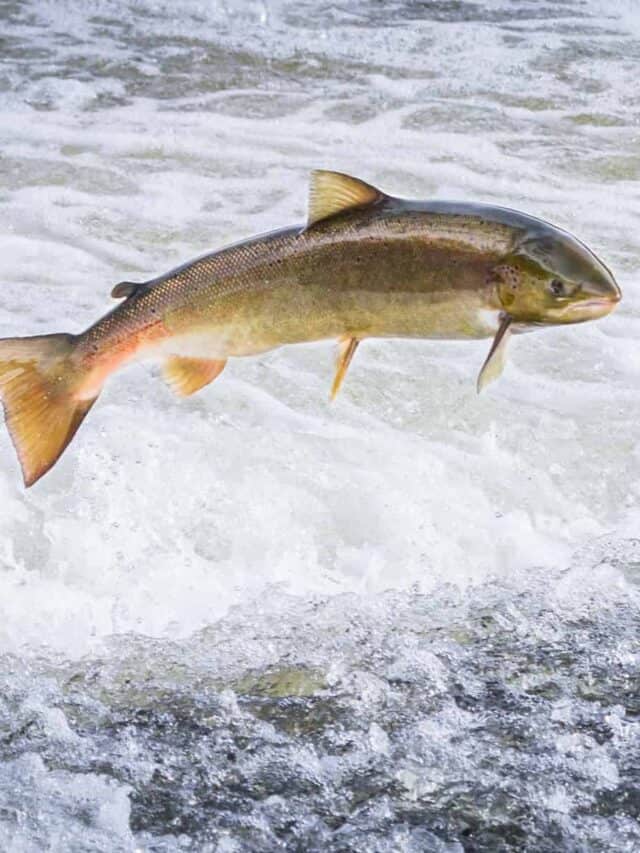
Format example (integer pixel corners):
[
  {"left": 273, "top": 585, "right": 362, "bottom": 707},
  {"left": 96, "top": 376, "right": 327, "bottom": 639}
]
[{"left": 0, "top": 1, "right": 639, "bottom": 850}]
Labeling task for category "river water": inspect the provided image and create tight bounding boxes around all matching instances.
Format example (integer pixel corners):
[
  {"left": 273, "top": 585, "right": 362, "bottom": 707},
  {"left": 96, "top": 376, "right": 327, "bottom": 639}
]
[{"left": 0, "top": 1, "right": 639, "bottom": 850}]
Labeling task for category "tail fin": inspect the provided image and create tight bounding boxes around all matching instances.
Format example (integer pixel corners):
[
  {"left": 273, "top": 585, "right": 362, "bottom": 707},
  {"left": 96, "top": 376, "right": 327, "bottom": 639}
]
[{"left": 0, "top": 334, "right": 97, "bottom": 487}]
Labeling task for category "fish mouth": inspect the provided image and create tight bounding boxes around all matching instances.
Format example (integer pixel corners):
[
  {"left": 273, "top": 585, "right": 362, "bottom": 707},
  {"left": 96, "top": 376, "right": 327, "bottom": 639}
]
[{"left": 565, "top": 294, "right": 620, "bottom": 321}]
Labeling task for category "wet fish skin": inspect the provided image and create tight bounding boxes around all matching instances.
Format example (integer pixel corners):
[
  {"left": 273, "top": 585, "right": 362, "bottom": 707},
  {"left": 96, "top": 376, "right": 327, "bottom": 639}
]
[{"left": 0, "top": 171, "right": 621, "bottom": 486}]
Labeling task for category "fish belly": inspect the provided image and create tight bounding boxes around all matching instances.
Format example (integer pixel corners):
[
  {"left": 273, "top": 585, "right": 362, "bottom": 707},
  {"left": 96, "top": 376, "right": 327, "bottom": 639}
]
[{"left": 158, "top": 286, "right": 500, "bottom": 362}]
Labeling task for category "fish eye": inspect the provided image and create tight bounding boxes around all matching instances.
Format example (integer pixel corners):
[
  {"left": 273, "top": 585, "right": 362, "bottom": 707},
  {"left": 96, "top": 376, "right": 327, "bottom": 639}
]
[{"left": 549, "top": 278, "right": 565, "bottom": 297}]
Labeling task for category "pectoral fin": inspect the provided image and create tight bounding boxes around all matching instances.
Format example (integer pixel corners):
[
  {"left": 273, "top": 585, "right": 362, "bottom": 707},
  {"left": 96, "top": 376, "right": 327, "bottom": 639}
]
[
  {"left": 330, "top": 337, "right": 359, "bottom": 401},
  {"left": 477, "top": 315, "right": 512, "bottom": 393},
  {"left": 163, "top": 356, "right": 226, "bottom": 397}
]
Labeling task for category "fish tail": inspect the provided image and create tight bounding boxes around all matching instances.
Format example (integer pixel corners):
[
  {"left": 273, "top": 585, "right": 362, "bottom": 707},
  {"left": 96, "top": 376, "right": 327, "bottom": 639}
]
[{"left": 0, "top": 333, "right": 98, "bottom": 487}]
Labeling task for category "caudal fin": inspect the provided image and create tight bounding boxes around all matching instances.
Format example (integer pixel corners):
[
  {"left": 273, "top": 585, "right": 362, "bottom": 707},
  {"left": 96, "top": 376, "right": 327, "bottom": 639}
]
[{"left": 0, "top": 334, "right": 97, "bottom": 487}]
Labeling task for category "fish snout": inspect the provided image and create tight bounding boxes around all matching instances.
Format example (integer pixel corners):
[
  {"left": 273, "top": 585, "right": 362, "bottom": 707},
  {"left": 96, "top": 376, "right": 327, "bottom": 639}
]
[{"left": 572, "top": 271, "right": 621, "bottom": 320}]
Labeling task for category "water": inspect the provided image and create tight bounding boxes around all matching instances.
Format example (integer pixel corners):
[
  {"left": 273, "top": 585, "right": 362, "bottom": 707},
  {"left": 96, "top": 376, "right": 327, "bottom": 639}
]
[{"left": 0, "top": 1, "right": 639, "bottom": 849}]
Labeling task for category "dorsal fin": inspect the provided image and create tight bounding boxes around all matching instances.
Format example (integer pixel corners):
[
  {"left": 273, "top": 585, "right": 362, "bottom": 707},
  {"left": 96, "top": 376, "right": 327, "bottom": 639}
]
[
  {"left": 111, "top": 281, "right": 144, "bottom": 300},
  {"left": 307, "top": 170, "right": 385, "bottom": 228}
]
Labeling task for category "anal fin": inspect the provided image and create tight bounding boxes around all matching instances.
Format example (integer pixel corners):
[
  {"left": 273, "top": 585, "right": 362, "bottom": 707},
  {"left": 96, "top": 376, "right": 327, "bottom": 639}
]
[
  {"left": 477, "top": 315, "right": 512, "bottom": 393},
  {"left": 330, "top": 337, "right": 359, "bottom": 401},
  {"left": 163, "top": 356, "right": 226, "bottom": 397}
]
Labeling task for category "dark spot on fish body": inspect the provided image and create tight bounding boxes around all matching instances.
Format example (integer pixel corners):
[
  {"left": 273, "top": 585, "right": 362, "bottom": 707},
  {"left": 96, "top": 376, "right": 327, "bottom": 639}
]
[{"left": 493, "top": 264, "right": 520, "bottom": 289}]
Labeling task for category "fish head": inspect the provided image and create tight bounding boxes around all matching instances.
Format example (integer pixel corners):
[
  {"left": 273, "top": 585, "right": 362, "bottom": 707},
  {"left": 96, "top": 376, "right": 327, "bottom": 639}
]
[{"left": 493, "top": 228, "right": 621, "bottom": 325}]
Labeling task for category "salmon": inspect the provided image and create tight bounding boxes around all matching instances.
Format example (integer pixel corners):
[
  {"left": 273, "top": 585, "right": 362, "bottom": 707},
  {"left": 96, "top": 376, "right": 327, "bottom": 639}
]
[{"left": 0, "top": 171, "right": 621, "bottom": 486}]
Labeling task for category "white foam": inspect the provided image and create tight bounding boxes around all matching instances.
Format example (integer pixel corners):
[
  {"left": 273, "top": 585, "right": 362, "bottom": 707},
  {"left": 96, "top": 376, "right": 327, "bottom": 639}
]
[{"left": 0, "top": 3, "right": 638, "bottom": 653}]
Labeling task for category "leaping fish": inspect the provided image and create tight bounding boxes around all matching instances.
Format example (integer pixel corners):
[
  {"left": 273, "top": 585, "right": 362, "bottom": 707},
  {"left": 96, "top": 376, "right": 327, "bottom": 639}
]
[{"left": 0, "top": 170, "right": 621, "bottom": 486}]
